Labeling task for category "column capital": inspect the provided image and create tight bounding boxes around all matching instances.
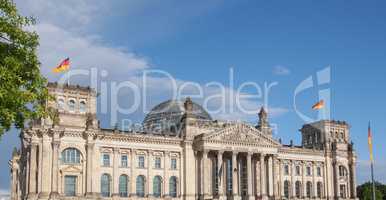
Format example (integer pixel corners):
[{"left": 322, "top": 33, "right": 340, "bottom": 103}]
[
  {"left": 113, "top": 147, "right": 120, "bottom": 153},
  {"left": 52, "top": 141, "right": 60, "bottom": 148},
  {"left": 86, "top": 142, "right": 95, "bottom": 149},
  {"left": 202, "top": 149, "right": 210, "bottom": 155},
  {"left": 30, "top": 142, "right": 39, "bottom": 147}
]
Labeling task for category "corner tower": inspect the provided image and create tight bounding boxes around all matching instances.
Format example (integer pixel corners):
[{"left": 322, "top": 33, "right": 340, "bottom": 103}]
[
  {"left": 256, "top": 107, "right": 272, "bottom": 136},
  {"left": 37, "top": 82, "right": 98, "bottom": 129}
]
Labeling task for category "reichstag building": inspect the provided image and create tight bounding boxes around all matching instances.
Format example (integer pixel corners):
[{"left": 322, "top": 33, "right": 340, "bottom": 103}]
[{"left": 9, "top": 83, "right": 358, "bottom": 200}]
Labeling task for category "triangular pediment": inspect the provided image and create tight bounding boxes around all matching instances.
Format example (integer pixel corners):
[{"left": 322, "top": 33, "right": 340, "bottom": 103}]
[
  {"left": 199, "top": 123, "right": 280, "bottom": 147},
  {"left": 61, "top": 165, "right": 82, "bottom": 173}
]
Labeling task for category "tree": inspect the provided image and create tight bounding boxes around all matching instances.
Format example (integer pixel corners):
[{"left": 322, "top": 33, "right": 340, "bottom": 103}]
[
  {"left": 0, "top": 0, "right": 49, "bottom": 135},
  {"left": 357, "top": 181, "right": 386, "bottom": 200}
]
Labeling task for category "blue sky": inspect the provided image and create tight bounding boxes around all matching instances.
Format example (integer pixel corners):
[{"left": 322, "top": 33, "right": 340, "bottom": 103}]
[{"left": 1, "top": 0, "right": 386, "bottom": 192}]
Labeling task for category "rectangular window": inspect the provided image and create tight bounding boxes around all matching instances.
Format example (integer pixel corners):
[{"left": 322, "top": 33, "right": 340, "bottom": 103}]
[
  {"left": 155, "top": 157, "right": 161, "bottom": 169},
  {"left": 121, "top": 155, "right": 128, "bottom": 167},
  {"left": 138, "top": 156, "right": 145, "bottom": 168},
  {"left": 284, "top": 165, "right": 289, "bottom": 175},
  {"left": 296, "top": 166, "right": 301, "bottom": 175},
  {"left": 340, "top": 185, "right": 346, "bottom": 198},
  {"left": 306, "top": 166, "right": 311, "bottom": 176},
  {"left": 171, "top": 158, "right": 177, "bottom": 170},
  {"left": 102, "top": 154, "right": 110, "bottom": 167},
  {"left": 64, "top": 176, "right": 77, "bottom": 196},
  {"left": 317, "top": 167, "right": 321, "bottom": 176}
]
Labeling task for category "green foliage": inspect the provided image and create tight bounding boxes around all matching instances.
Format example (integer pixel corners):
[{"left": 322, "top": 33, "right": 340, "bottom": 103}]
[
  {"left": 357, "top": 181, "right": 386, "bottom": 200},
  {"left": 0, "top": 0, "right": 49, "bottom": 135}
]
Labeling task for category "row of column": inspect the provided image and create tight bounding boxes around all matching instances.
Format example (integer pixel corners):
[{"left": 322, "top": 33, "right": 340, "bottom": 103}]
[
  {"left": 27, "top": 134, "right": 61, "bottom": 200},
  {"left": 200, "top": 150, "right": 277, "bottom": 200}
]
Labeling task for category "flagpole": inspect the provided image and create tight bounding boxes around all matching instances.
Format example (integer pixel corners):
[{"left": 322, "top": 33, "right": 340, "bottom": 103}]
[
  {"left": 369, "top": 121, "right": 376, "bottom": 200},
  {"left": 371, "top": 162, "right": 376, "bottom": 200}
]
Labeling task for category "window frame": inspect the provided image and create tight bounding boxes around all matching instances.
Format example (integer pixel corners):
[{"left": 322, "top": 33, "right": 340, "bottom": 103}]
[
  {"left": 64, "top": 175, "right": 77, "bottom": 197},
  {"left": 136, "top": 175, "right": 146, "bottom": 197},
  {"left": 61, "top": 148, "right": 81, "bottom": 164},
  {"left": 101, "top": 173, "right": 111, "bottom": 197},
  {"left": 155, "top": 157, "right": 161, "bottom": 169},
  {"left": 171, "top": 158, "right": 177, "bottom": 170},
  {"left": 68, "top": 99, "right": 76, "bottom": 112},
  {"left": 79, "top": 100, "right": 87, "bottom": 113},
  {"left": 102, "top": 154, "right": 110, "bottom": 167},
  {"left": 119, "top": 175, "right": 128, "bottom": 197},
  {"left": 121, "top": 155, "right": 128, "bottom": 168},
  {"left": 169, "top": 176, "right": 178, "bottom": 198},
  {"left": 138, "top": 156, "right": 145, "bottom": 168}
]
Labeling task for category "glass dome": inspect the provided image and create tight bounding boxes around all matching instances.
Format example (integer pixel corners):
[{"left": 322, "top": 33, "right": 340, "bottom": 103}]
[{"left": 143, "top": 99, "right": 212, "bottom": 133}]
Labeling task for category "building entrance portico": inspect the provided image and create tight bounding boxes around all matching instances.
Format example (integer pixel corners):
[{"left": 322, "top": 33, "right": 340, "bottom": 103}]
[{"left": 198, "top": 149, "right": 275, "bottom": 200}]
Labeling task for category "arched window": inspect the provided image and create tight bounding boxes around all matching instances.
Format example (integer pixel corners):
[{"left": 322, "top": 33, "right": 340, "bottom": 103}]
[
  {"left": 284, "top": 180, "right": 290, "bottom": 198},
  {"left": 61, "top": 148, "right": 81, "bottom": 164},
  {"left": 306, "top": 181, "right": 312, "bottom": 198},
  {"left": 317, "top": 182, "right": 323, "bottom": 198},
  {"left": 119, "top": 175, "right": 128, "bottom": 197},
  {"left": 57, "top": 98, "right": 65, "bottom": 110},
  {"left": 79, "top": 101, "right": 86, "bottom": 112},
  {"left": 339, "top": 165, "right": 347, "bottom": 177},
  {"left": 101, "top": 174, "right": 111, "bottom": 197},
  {"left": 295, "top": 181, "right": 301, "bottom": 198},
  {"left": 68, "top": 99, "right": 76, "bottom": 111},
  {"left": 169, "top": 176, "right": 177, "bottom": 198},
  {"left": 136, "top": 175, "right": 145, "bottom": 197},
  {"left": 153, "top": 176, "right": 162, "bottom": 197}
]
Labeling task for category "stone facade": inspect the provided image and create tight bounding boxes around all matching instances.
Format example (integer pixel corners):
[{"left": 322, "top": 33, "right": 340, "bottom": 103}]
[{"left": 9, "top": 83, "right": 358, "bottom": 200}]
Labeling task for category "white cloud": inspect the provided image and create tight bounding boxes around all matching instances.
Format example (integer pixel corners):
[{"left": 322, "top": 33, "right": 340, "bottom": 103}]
[
  {"left": 0, "top": 189, "right": 10, "bottom": 200},
  {"left": 31, "top": 23, "right": 149, "bottom": 82},
  {"left": 13, "top": 0, "right": 288, "bottom": 124},
  {"left": 273, "top": 65, "right": 291, "bottom": 76}
]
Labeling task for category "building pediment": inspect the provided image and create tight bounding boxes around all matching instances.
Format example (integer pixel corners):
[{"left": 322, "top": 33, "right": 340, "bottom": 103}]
[
  {"left": 197, "top": 123, "right": 280, "bottom": 147},
  {"left": 60, "top": 165, "right": 82, "bottom": 173}
]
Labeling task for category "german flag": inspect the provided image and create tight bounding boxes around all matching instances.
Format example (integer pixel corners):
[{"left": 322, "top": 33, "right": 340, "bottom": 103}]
[
  {"left": 52, "top": 58, "right": 70, "bottom": 73},
  {"left": 368, "top": 122, "right": 374, "bottom": 163},
  {"left": 312, "top": 100, "right": 324, "bottom": 110}
]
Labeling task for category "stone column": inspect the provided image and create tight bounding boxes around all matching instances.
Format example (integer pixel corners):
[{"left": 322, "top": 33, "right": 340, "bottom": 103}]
[
  {"left": 130, "top": 150, "right": 136, "bottom": 197},
  {"left": 334, "top": 162, "right": 339, "bottom": 198},
  {"left": 351, "top": 163, "right": 357, "bottom": 198},
  {"left": 217, "top": 151, "right": 225, "bottom": 200},
  {"left": 50, "top": 141, "right": 60, "bottom": 198},
  {"left": 112, "top": 148, "right": 120, "bottom": 197},
  {"left": 247, "top": 152, "right": 253, "bottom": 200},
  {"left": 268, "top": 156, "right": 273, "bottom": 197},
  {"left": 147, "top": 150, "right": 153, "bottom": 197},
  {"left": 260, "top": 153, "right": 267, "bottom": 200},
  {"left": 312, "top": 162, "right": 316, "bottom": 198},
  {"left": 291, "top": 161, "right": 295, "bottom": 198},
  {"left": 302, "top": 162, "right": 305, "bottom": 198},
  {"left": 164, "top": 151, "right": 170, "bottom": 197},
  {"left": 11, "top": 165, "right": 18, "bottom": 200},
  {"left": 201, "top": 150, "right": 210, "bottom": 199},
  {"left": 232, "top": 152, "right": 240, "bottom": 200},
  {"left": 272, "top": 155, "right": 278, "bottom": 199},
  {"left": 85, "top": 142, "right": 95, "bottom": 197},
  {"left": 28, "top": 143, "right": 38, "bottom": 199},
  {"left": 39, "top": 134, "right": 52, "bottom": 199}
]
